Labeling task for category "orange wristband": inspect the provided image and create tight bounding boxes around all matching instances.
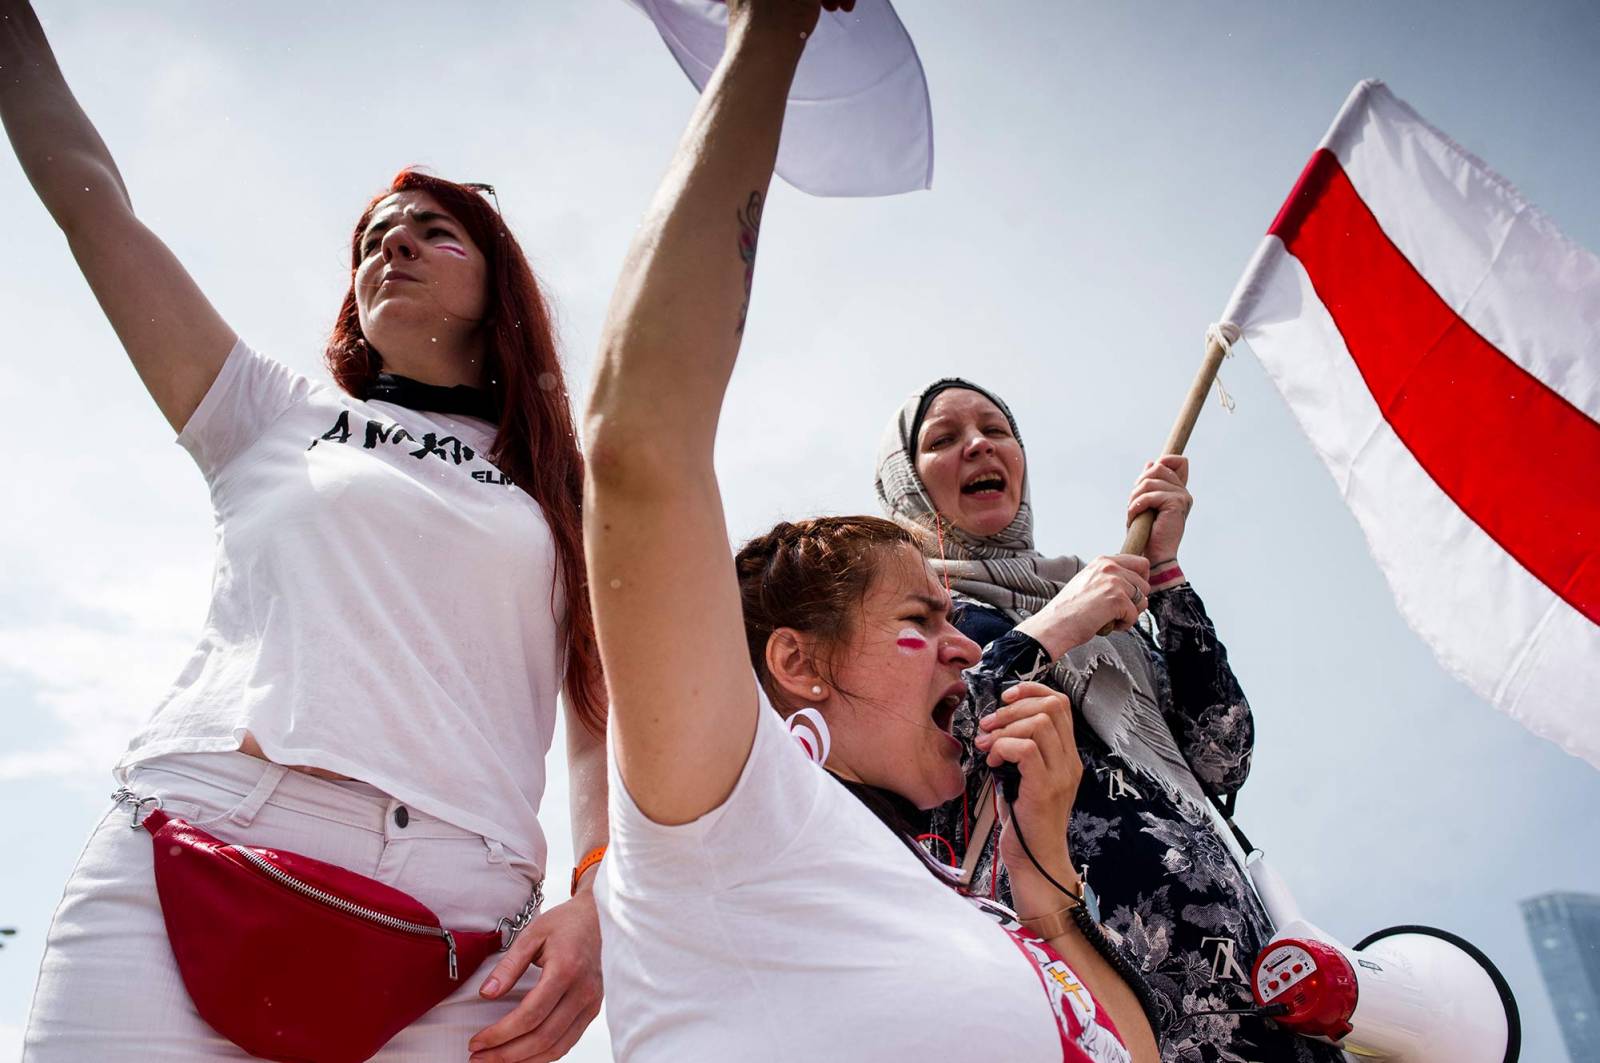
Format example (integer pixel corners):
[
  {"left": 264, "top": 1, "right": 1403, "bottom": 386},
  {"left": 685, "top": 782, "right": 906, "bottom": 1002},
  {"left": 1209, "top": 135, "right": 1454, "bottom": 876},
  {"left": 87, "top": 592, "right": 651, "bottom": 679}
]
[{"left": 571, "top": 845, "right": 606, "bottom": 894}]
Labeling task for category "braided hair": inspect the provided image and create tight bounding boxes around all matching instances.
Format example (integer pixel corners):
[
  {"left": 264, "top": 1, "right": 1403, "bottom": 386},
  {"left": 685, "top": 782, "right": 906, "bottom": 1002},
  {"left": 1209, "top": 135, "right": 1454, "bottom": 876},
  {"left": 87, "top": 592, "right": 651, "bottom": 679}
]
[
  {"left": 738, "top": 520, "right": 1167, "bottom": 1033},
  {"left": 734, "top": 516, "right": 958, "bottom": 885}
]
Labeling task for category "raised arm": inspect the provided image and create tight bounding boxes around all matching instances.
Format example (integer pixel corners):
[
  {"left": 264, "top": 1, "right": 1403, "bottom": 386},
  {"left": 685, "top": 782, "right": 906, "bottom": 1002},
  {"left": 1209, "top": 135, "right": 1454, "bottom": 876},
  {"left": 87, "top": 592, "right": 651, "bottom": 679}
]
[
  {"left": 583, "top": 3, "right": 827, "bottom": 825},
  {"left": 1124, "top": 454, "right": 1256, "bottom": 795},
  {"left": 2, "top": 1, "right": 234, "bottom": 431}
]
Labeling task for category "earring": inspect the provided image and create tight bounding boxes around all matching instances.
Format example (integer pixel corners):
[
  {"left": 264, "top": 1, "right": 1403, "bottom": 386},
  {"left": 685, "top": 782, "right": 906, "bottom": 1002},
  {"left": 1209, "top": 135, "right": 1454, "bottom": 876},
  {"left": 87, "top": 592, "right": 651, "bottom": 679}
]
[
  {"left": 811, "top": 685, "right": 823, "bottom": 697},
  {"left": 787, "top": 707, "right": 832, "bottom": 766}
]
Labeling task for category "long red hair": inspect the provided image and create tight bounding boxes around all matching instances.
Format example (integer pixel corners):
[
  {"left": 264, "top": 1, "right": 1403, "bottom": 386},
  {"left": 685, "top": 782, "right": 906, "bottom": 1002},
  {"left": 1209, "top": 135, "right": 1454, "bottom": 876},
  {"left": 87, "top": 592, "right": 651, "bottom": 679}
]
[{"left": 326, "top": 169, "right": 604, "bottom": 733}]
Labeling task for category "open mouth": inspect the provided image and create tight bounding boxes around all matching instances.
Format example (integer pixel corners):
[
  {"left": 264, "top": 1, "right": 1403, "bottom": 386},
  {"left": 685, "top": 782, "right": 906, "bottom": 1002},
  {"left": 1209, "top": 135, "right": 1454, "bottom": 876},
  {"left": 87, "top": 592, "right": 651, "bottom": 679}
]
[
  {"left": 931, "top": 682, "right": 966, "bottom": 732},
  {"left": 960, "top": 471, "right": 1006, "bottom": 497}
]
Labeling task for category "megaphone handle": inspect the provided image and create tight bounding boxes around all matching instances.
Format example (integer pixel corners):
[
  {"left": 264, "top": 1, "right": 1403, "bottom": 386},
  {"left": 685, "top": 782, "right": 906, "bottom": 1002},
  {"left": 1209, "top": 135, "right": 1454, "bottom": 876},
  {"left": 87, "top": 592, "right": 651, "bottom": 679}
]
[{"left": 1096, "top": 332, "right": 1230, "bottom": 636}]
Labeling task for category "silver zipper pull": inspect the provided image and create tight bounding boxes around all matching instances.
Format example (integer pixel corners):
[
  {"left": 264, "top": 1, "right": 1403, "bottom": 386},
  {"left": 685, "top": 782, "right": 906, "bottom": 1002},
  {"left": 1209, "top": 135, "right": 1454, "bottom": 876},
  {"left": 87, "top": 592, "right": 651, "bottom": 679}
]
[{"left": 443, "top": 929, "right": 458, "bottom": 981}]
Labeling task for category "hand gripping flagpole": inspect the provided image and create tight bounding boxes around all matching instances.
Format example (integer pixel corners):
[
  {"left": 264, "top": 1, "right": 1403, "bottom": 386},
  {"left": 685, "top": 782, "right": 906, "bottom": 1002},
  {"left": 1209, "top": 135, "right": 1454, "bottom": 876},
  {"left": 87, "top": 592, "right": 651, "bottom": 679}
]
[
  {"left": 1098, "top": 322, "right": 1241, "bottom": 634},
  {"left": 1114, "top": 76, "right": 1366, "bottom": 567}
]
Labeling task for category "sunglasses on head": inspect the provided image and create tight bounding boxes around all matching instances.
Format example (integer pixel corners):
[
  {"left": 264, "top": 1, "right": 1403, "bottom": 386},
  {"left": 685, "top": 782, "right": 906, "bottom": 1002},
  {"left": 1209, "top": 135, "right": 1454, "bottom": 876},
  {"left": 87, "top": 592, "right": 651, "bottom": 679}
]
[{"left": 461, "top": 181, "right": 502, "bottom": 215}]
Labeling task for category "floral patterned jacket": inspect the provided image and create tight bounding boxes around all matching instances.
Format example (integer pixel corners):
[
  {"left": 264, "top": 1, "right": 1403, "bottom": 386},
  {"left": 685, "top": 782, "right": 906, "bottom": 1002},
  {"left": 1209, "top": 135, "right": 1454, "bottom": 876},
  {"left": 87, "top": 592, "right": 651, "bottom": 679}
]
[{"left": 936, "top": 584, "right": 1341, "bottom": 1063}]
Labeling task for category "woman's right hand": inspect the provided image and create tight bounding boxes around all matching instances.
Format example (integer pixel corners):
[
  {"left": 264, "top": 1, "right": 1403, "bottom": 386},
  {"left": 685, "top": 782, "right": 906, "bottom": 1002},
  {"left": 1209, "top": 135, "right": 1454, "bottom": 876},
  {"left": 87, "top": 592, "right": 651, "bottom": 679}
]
[
  {"left": 1015, "top": 553, "right": 1151, "bottom": 658},
  {"left": 724, "top": 0, "right": 855, "bottom": 37}
]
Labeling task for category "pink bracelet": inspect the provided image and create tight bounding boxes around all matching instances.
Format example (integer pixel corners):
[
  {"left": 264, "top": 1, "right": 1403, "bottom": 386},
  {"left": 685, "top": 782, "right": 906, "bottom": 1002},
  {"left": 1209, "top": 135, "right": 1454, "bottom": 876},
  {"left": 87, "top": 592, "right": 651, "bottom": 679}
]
[{"left": 1149, "top": 564, "right": 1186, "bottom": 588}]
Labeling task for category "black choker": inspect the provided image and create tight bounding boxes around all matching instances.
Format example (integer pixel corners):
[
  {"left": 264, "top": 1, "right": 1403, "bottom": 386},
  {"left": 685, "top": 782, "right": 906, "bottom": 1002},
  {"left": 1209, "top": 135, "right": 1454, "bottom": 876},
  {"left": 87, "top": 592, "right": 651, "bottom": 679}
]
[{"left": 364, "top": 373, "right": 498, "bottom": 424}]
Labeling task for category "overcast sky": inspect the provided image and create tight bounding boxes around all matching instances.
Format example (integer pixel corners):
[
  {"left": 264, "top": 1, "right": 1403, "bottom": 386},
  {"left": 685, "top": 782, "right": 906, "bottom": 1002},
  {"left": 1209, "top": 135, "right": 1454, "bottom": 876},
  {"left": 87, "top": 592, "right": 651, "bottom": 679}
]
[{"left": 2, "top": 2, "right": 1597, "bottom": 1060}]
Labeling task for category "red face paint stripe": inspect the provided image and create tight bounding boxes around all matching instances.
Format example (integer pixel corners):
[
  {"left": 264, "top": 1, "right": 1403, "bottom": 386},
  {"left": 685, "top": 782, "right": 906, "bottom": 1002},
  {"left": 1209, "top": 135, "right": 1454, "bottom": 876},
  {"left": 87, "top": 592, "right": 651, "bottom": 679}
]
[{"left": 1270, "top": 148, "right": 1600, "bottom": 625}]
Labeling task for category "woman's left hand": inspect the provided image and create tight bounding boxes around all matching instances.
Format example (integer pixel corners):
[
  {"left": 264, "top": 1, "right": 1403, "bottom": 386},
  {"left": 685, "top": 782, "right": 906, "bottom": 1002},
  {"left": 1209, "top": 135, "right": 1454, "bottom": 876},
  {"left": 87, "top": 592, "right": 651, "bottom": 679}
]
[
  {"left": 1127, "top": 454, "right": 1192, "bottom": 566},
  {"left": 469, "top": 892, "right": 603, "bottom": 1062},
  {"left": 977, "top": 682, "right": 1083, "bottom": 891}
]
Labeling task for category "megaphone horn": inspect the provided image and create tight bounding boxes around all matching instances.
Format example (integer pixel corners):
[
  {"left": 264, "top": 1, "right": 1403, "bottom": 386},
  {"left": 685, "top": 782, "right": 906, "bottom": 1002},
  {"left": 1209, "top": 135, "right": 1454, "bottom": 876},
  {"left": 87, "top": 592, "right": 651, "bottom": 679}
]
[{"left": 1246, "top": 853, "right": 1522, "bottom": 1062}]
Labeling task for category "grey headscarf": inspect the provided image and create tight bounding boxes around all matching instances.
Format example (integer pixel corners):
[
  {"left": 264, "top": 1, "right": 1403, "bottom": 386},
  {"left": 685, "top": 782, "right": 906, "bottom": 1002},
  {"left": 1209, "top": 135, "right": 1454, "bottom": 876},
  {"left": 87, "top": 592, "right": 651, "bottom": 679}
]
[{"left": 874, "top": 378, "right": 1211, "bottom": 815}]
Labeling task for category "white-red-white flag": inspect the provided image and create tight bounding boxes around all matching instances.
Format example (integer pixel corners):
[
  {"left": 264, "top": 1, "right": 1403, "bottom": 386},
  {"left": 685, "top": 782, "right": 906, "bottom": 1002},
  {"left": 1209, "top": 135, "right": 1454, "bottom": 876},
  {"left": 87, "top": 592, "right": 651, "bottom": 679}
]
[
  {"left": 624, "top": 0, "right": 933, "bottom": 198},
  {"left": 1220, "top": 80, "right": 1600, "bottom": 768}
]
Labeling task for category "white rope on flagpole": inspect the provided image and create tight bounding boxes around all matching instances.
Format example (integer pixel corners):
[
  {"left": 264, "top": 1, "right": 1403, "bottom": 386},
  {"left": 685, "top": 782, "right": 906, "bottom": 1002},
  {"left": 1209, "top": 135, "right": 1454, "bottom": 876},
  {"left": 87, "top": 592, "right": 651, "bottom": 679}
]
[{"left": 1206, "top": 322, "right": 1241, "bottom": 413}]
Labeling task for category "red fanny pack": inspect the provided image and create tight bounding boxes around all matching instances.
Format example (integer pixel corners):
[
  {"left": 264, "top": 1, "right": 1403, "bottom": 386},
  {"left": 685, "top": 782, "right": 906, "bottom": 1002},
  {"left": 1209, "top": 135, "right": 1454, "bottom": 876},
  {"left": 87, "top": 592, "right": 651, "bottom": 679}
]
[{"left": 118, "top": 789, "right": 537, "bottom": 1063}]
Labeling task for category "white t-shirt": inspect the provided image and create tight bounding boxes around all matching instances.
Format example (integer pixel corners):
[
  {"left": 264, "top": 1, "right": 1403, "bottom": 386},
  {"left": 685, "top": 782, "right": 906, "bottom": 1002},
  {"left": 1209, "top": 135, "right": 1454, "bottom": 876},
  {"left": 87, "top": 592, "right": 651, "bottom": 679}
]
[
  {"left": 597, "top": 690, "right": 1130, "bottom": 1063},
  {"left": 116, "top": 339, "right": 564, "bottom": 868}
]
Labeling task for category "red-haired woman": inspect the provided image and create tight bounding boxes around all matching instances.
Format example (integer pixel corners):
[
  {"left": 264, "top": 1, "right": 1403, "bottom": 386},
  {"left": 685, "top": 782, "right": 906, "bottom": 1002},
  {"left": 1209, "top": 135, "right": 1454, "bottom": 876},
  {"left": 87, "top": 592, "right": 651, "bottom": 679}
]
[
  {"left": 582, "top": 1, "right": 1158, "bottom": 1060},
  {"left": 5, "top": 4, "right": 604, "bottom": 1060}
]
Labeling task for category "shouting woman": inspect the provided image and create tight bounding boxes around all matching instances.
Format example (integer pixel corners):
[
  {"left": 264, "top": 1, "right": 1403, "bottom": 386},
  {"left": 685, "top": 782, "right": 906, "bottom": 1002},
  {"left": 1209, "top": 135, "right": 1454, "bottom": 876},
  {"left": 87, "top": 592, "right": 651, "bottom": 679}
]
[
  {"left": 876, "top": 377, "right": 1338, "bottom": 1062},
  {"left": 581, "top": 1, "right": 1160, "bottom": 1060}
]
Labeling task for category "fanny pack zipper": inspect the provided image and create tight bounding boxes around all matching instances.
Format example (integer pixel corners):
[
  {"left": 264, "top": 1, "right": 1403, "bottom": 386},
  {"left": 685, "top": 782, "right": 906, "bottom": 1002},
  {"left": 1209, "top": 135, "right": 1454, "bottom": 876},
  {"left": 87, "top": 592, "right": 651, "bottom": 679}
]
[{"left": 228, "top": 844, "right": 459, "bottom": 979}]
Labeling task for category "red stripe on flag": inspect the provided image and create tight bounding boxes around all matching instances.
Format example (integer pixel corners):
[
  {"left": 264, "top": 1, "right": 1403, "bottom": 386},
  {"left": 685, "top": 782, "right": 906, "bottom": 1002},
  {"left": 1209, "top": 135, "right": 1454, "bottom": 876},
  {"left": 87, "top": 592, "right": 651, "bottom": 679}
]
[{"left": 1270, "top": 148, "right": 1600, "bottom": 625}]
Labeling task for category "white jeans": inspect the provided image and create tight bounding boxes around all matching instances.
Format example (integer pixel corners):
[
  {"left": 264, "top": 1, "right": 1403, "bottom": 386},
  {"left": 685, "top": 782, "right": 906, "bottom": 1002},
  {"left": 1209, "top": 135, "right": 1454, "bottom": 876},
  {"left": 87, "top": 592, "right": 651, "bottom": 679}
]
[{"left": 24, "top": 751, "right": 543, "bottom": 1060}]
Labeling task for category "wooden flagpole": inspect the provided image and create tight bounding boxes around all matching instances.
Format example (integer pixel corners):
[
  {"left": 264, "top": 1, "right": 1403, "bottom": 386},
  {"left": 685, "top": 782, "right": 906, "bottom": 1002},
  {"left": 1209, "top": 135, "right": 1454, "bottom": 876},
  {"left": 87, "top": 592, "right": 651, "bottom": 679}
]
[
  {"left": 1098, "top": 327, "right": 1235, "bottom": 634},
  {"left": 1121, "top": 329, "right": 1233, "bottom": 556}
]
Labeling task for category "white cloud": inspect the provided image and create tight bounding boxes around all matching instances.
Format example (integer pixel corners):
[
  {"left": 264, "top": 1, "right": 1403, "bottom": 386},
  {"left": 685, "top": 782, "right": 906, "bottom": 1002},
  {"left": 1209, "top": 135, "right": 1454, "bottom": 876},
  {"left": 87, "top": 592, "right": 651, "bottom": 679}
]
[
  {"left": 0, "top": 747, "right": 87, "bottom": 785},
  {"left": 0, "top": 615, "right": 200, "bottom": 782}
]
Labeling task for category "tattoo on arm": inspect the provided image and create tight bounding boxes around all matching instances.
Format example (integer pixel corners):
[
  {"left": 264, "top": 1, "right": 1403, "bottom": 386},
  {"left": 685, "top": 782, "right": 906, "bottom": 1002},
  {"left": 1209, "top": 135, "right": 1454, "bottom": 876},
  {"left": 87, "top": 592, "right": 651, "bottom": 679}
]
[{"left": 736, "top": 190, "right": 764, "bottom": 335}]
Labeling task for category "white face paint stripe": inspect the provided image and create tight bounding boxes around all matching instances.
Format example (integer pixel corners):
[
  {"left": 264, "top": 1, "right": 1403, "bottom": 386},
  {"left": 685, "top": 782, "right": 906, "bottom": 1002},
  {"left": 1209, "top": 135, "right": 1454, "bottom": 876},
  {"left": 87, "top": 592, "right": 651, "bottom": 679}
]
[
  {"left": 436, "top": 242, "right": 468, "bottom": 258},
  {"left": 896, "top": 628, "right": 928, "bottom": 652}
]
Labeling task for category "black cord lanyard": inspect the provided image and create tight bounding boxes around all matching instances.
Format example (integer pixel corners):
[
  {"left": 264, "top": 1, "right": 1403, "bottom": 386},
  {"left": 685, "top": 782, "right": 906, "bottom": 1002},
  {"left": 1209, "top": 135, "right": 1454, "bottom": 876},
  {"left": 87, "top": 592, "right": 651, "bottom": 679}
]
[{"left": 993, "top": 767, "right": 1167, "bottom": 1037}]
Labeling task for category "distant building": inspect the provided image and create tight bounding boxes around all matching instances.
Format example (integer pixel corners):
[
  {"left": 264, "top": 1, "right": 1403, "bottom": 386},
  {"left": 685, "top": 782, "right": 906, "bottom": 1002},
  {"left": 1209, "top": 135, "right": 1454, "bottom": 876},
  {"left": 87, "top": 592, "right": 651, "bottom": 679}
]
[{"left": 1522, "top": 891, "right": 1600, "bottom": 1062}]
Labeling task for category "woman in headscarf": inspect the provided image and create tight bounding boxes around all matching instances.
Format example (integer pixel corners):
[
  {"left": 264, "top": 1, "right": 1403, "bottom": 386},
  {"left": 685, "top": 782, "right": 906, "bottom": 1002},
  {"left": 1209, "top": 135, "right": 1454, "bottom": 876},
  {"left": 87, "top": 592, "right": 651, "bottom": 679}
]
[{"left": 877, "top": 378, "right": 1342, "bottom": 1063}]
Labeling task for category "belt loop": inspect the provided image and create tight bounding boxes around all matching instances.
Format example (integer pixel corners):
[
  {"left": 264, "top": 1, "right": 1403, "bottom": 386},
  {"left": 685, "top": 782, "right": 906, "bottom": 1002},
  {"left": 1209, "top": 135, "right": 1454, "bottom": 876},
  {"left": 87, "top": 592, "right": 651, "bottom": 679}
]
[
  {"left": 230, "top": 763, "right": 289, "bottom": 827},
  {"left": 484, "top": 838, "right": 507, "bottom": 866}
]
